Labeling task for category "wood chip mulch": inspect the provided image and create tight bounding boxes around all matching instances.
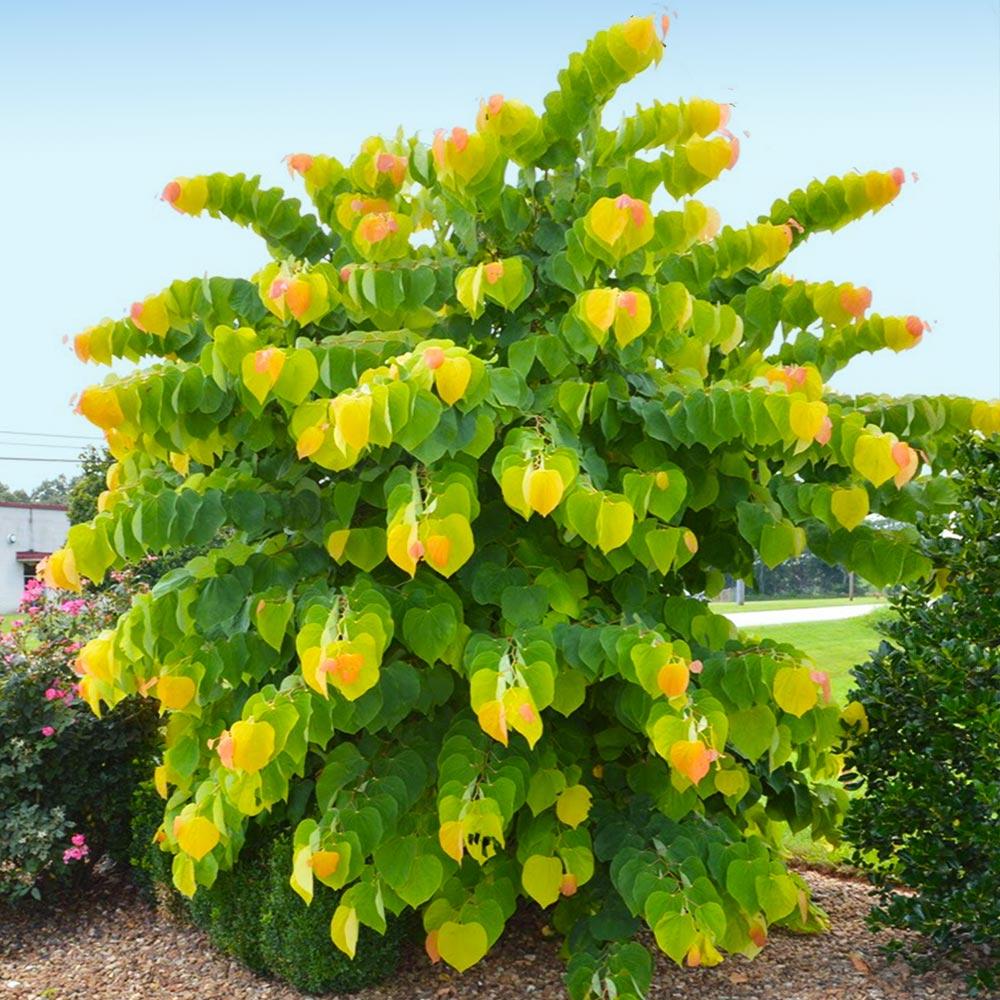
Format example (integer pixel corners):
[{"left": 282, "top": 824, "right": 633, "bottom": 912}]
[{"left": 0, "top": 867, "right": 984, "bottom": 1000}]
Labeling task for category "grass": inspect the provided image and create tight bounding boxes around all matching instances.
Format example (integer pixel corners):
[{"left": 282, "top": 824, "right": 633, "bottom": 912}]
[
  {"left": 710, "top": 595, "right": 884, "bottom": 614},
  {"left": 741, "top": 609, "right": 891, "bottom": 703}
]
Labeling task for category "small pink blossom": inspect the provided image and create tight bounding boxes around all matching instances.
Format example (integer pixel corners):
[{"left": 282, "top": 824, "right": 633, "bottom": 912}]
[
  {"left": 41, "top": 726, "right": 56, "bottom": 737},
  {"left": 71, "top": 833, "right": 87, "bottom": 847},
  {"left": 45, "top": 688, "right": 59, "bottom": 700},
  {"left": 62, "top": 844, "right": 89, "bottom": 863}
]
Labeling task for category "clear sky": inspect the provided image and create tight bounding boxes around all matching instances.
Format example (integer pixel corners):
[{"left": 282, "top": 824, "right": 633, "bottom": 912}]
[{"left": 0, "top": 0, "right": 997, "bottom": 491}]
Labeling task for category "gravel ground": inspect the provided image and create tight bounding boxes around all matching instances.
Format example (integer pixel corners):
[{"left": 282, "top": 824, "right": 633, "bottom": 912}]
[{"left": 0, "top": 868, "right": 983, "bottom": 1000}]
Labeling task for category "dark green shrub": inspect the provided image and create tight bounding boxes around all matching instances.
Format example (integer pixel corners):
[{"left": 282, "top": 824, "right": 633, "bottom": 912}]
[
  {"left": 258, "top": 832, "right": 411, "bottom": 994},
  {"left": 130, "top": 800, "right": 408, "bottom": 992},
  {"left": 128, "top": 781, "right": 177, "bottom": 906},
  {"left": 0, "top": 576, "right": 157, "bottom": 901},
  {"left": 844, "top": 435, "right": 1000, "bottom": 993},
  {"left": 187, "top": 824, "right": 273, "bottom": 974}
]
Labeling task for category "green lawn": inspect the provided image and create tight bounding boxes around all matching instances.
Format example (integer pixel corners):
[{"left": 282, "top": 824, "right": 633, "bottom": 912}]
[
  {"left": 710, "top": 595, "right": 884, "bottom": 614},
  {"left": 740, "top": 609, "right": 890, "bottom": 703}
]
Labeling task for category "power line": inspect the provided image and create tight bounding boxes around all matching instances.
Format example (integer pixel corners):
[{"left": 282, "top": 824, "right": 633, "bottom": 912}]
[
  {"left": 0, "top": 430, "right": 102, "bottom": 441},
  {"left": 0, "top": 440, "right": 94, "bottom": 451},
  {"left": 0, "top": 456, "right": 84, "bottom": 464}
]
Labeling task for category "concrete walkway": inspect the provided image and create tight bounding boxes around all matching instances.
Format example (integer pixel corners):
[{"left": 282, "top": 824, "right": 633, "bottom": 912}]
[{"left": 723, "top": 604, "right": 883, "bottom": 628}]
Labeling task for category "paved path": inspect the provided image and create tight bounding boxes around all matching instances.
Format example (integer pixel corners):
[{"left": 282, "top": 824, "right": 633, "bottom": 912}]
[{"left": 723, "top": 604, "right": 883, "bottom": 628}]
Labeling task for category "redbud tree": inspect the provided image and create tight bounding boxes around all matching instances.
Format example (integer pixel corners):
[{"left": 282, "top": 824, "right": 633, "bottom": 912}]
[{"left": 51, "top": 15, "right": 998, "bottom": 998}]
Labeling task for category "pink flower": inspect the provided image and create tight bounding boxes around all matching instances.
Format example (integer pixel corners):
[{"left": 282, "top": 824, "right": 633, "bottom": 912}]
[
  {"left": 41, "top": 726, "right": 56, "bottom": 737},
  {"left": 71, "top": 833, "right": 87, "bottom": 847}
]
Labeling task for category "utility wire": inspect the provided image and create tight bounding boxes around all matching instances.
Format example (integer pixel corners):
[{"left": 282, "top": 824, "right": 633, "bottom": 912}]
[
  {"left": 0, "top": 456, "right": 84, "bottom": 464},
  {"left": 0, "top": 430, "right": 102, "bottom": 441},
  {"left": 0, "top": 441, "right": 94, "bottom": 451}
]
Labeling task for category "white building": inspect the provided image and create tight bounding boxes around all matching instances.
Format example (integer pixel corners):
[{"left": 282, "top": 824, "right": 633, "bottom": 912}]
[{"left": 0, "top": 502, "right": 70, "bottom": 612}]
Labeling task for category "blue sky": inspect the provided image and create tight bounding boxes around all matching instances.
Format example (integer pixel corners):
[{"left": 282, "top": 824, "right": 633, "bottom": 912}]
[{"left": 0, "top": 0, "right": 997, "bottom": 490}]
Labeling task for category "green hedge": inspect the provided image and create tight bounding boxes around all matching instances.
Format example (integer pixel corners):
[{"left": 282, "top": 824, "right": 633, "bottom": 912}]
[
  {"left": 844, "top": 435, "right": 1000, "bottom": 994},
  {"left": 130, "top": 783, "right": 410, "bottom": 992}
]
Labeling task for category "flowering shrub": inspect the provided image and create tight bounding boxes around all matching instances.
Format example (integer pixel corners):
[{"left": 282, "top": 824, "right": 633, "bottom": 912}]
[
  {"left": 53, "top": 12, "right": 996, "bottom": 996},
  {"left": 0, "top": 575, "right": 156, "bottom": 901}
]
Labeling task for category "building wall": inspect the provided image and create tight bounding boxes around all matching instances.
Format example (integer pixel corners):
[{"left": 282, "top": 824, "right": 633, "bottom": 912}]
[{"left": 0, "top": 504, "right": 70, "bottom": 612}]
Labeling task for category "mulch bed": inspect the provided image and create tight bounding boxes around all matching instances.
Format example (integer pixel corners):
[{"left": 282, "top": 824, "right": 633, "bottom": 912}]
[{"left": 0, "top": 867, "right": 980, "bottom": 1000}]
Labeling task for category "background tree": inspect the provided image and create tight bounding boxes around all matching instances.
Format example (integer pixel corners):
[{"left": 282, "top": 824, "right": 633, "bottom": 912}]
[
  {"left": 67, "top": 446, "right": 114, "bottom": 525},
  {"left": 48, "top": 14, "right": 997, "bottom": 997}
]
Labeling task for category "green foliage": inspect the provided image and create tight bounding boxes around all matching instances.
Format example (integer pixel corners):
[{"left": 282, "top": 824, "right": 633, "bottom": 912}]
[
  {"left": 0, "top": 475, "right": 74, "bottom": 506},
  {"left": 844, "top": 436, "right": 1000, "bottom": 993},
  {"left": 67, "top": 446, "right": 114, "bottom": 526},
  {"left": 56, "top": 13, "right": 997, "bottom": 997},
  {"left": 0, "top": 577, "right": 156, "bottom": 902}
]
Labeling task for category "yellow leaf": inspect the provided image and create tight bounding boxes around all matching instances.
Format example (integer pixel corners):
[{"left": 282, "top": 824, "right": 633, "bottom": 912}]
[
  {"left": 582, "top": 288, "right": 618, "bottom": 333},
  {"left": 162, "top": 176, "right": 208, "bottom": 215},
  {"left": 333, "top": 393, "right": 372, "bottom": 451},
  {"left": 789, "top": 399, "right": 828, "bottom": 442},
  {"left": 503, "top": 687, "right": 542, "bottom": 748},
  {"left": 500, "top": 464, "right": 532, "bottom": 519},
  {"left": 297, "top": 425, "right": 326, "bottom": 459},
  {"left": 613, "top": 289, "right": 652, "bottom": 348},
  {"left": 523, "top": 467, "right": 564, "bottom": 516},
  {"left": 157, "top": 675, "right": 195, "bottom": 711},
  {"left": 130, "top": 294, "right": 171, "bottom": 337},
  {"left": 77, "top": 386, "right": 125, "bottom": 431},
  {"left": 326, "top": 528, "right": 350, "bottom": 561},
  {"left": 77, "top": 632, "right": 113, "bottom": 682},
  {"left": 153, "top": 763, "right": 170, "bottom": 799},
  {"left": 435, "top": 355, "right": 472, "bottom": 405},
  {"left": 230, "top": 719, "right": 276, "bottom": 773},
  {"left": 177, "top": 816, "right": 220, "bottom": 861},
  {"left": 841, "top": 701, "right": 869, "bottom": 733},
  {"left": 477, "top": 699, "right": 509, "bottom": 746},
  {"left": 522, "top": 854, "right": 564, "bottom": 908},
  {"left": 387, "top": 522, "right": 419, "bottom": 577},
  {"left": 830, "top": 486, "right": 869, "bottom": 532},
  {"left": 438, "top": 819, "right": 465, "bottom": 863},
  {"left": 555, "top": 784, "right": 592, "bottom": 828},
  {"left": 330, "top": 904, "right": 359, "bottom": 958},
  {"left": 773, "top": 666, "right": 819, "bottom": 717},
  {"left": 853, "top": 433, "right": 898, "bottom": 487},
  {"left": 586, "top": 198, "right": 628, "bottom": 247},
  {"left": 437, "top": 921, "right": 489, "bottom": 973}
]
